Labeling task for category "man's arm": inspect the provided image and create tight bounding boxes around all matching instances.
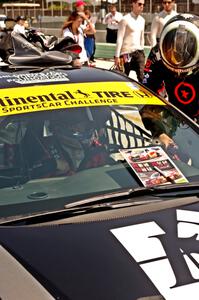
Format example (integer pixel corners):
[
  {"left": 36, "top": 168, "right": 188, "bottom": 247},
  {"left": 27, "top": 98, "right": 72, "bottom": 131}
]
[
  {"left": 103, "top": 13, "right": 111, "bottom": 25},
  {"left": 115, "top": 12, "right": 123, "bottom": 23},
  {"left": 143, "top": 45, "right": 165, "bottom": 95},
  {"left": 140, "top": 106, "right": 175, "bottom": 148},
  {"left": 150, "top": 15, "right": 160, "bottom": 47},
  {"left": 140, "top": 20, "right": 145, "bottom": 49},
  {"left": 114, "top": 18, "right": 126, "bottom": 66},
  {"left": 142, "top": 47, "right": 175, "bottom": 147}
]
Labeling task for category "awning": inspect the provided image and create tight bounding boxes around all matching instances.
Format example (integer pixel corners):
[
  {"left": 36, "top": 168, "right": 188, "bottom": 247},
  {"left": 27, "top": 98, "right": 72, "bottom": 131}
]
[{"left": 2, "top": 3, "right": 40, "bottom": 8}]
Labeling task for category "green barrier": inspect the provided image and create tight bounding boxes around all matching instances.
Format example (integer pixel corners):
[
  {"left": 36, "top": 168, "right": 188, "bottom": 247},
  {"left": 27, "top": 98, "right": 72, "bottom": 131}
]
[
  {"left": 95, "top": 43, "right": 151, "bottom": 60},
  {"left": 95, "top": 43, "right": 116, "bottom": 59}
]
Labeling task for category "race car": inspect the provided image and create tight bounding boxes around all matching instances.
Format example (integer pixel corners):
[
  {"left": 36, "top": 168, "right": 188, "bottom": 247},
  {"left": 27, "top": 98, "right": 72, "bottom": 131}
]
[{"left": 0, "top": 33, "right": 199, "bottom": 300}]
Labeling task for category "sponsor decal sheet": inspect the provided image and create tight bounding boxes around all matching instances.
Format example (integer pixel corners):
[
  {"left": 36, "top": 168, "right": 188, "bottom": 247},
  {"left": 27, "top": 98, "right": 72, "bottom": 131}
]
[{"left": 120, "top": 146, "right": 188, "bottom": 187}]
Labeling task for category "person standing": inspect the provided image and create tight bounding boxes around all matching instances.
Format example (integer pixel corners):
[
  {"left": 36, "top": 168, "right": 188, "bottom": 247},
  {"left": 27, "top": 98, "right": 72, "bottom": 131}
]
[
  {"left": 0, "top": 17, "right": 15, "bottom": 62},
  {"left": 83, "top": 9, "right": 96, "bottom": 65},
  {"left": 103, "top": 4, "right": 123, "bottom": 44},
  {"left": 114, "top": 0, "right": 145, "bottom": 82},
  {"left": 0, "top": 17, "right": 14, "bottom": 40},
  {"left": 62, "top": 10, "right": 96, "bottom": 66},
  {"left": 13, "top": 16, "right": 26, "bottom": 35},
  {"left": 61, "top": 11, "right": 87, "bottom": 65},
  {"left": 150, "top": 0, "right": 177, "bottom": 47},
  {"left": 75, "top": 0, "right": 86, "bottom": 13},
  {"left": 74, "top": 0, "right": 96, "bottom": 63}
]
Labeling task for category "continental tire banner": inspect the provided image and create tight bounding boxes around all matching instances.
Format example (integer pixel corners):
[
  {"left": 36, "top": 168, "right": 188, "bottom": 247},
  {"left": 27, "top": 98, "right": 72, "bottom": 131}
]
[{"left": 0, "top": 82, "right": 165, "bottom": 116}]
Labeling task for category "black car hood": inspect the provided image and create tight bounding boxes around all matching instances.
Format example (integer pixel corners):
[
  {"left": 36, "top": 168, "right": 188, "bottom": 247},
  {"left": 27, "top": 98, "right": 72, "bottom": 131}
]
[{"left": 0, "top": 200, "right": 199, "bottom": 300}]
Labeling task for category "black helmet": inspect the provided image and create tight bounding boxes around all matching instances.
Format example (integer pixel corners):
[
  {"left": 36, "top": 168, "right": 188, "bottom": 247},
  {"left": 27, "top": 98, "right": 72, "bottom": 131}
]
[
  {"left": 15, "top": 16, "right": 26, "bottom": 22},
  {"left": 53, "top": 36, "right": 82, "bottom": 54},
  {"left": 159, "top": 13, "right": 199, "bottom": 73}
]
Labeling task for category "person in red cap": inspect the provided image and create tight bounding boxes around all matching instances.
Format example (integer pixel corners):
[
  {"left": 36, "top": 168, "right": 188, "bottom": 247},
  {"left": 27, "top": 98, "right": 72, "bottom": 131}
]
[
  {"left": 75, "top": 1, "right": 86, "bottom": 12},
  {"left": 74, "top": 0, "right": 97, "bottom": 65}
]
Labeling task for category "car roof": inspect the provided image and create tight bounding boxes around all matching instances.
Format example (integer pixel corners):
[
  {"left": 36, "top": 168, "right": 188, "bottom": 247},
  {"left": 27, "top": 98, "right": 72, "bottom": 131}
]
[{"left": 0, "top": 66, "right": 129, "bottom": 89}]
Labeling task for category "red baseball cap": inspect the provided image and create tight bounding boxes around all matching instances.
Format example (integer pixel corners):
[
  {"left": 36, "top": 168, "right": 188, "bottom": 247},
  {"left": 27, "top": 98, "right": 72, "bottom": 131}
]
[{"left": 76, "top": 1, "right": 86, "bottom": 7}]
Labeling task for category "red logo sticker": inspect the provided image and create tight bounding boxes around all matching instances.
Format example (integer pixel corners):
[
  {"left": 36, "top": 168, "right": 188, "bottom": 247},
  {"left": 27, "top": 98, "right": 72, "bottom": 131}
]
[
  {"left": 174, "top": 82, "right": 196, "bottom": 105},
  {"left": 145, "top": 59, "right": 152, "bottom": 69}
]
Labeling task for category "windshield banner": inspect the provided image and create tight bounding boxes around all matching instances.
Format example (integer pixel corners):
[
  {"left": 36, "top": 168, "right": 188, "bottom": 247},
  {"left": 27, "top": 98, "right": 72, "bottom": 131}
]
[{"left": 0, "top": 82, "right": 165, "bottom": 116}]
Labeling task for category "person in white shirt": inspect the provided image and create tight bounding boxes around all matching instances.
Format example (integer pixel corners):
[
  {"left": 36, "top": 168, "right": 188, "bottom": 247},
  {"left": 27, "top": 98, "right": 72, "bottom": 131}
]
[
  {"left": 62, "top": 11, "right": 87, "bottom": 65},
  {"left": 103, "top": 4, "right": 123, "bottom": 43},
  {"left": 114, "top": 0, "right": 145, "bottom": 81},
  {"left": 150, "top": 0, "right": 177, "bottom": 47},
  {"left": 62, "top": 10, "right": 95, "bottom": 66},
  {"left": 13, "top": 16, "right": 26, "bottom": 36}
]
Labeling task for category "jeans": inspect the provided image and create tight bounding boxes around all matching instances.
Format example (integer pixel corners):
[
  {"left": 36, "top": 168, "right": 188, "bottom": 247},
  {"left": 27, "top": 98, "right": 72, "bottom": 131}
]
[
  {"left": 84, "top": 36, "right": 95, "bottom": 59},
  {"left": 124, "top": 50, "right": 145, "bottom": 82}
]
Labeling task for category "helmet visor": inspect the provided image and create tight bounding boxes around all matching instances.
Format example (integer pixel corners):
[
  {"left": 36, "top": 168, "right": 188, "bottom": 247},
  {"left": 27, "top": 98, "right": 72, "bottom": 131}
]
[{"left": 160, "top": 20, "right": 199, "bottom": 72}]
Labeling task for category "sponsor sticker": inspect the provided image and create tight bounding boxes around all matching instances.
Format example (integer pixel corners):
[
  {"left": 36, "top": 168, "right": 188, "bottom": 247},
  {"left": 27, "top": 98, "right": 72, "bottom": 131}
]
[
  {"left": 0, "top": 82, "right": 165, "bottom": 116},
  {"left": 111, "top": 209, "right": 199, "bottom": 299},
  {"left": 4, "top": 71, "right": 70, "bottom": 84}
]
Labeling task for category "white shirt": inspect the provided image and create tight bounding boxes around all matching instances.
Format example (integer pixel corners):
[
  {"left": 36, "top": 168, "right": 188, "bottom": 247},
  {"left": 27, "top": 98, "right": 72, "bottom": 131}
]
[
  {"left": 13, "top": 23, "right": 26, "bottom": 35},
  {"left": 150, "top": 10, "right": 178, "bottom": 47},
  {"left": 115, "top": 12, "right": 145, "bottom": 57},
  {"left": 103, "top": 11, "right": 123, "bottom": 30},
  {"left": 63, "top": 27, "right": 88, "bottom": 64}
]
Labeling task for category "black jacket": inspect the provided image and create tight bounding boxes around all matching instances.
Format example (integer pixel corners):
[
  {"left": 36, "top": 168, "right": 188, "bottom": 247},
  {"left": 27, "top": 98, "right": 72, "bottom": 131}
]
[{"left": 143, "top": 44, "right": 199, "bottom": 121}]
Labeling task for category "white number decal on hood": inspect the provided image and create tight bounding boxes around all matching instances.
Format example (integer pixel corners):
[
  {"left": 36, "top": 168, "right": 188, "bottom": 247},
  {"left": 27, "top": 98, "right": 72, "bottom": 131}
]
[{"left": 111, "top": 209, "right": 199, "bottom": 299}]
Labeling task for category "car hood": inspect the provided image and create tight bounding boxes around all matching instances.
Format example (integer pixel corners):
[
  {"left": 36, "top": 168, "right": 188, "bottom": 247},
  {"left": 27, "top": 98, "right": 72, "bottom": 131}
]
[{"left": 0, "top": 200, "right": 198, "bottom": 300}]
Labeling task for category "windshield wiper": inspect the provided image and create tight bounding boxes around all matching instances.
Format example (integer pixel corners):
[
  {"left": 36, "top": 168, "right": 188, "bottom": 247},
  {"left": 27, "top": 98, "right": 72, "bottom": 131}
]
[
  {"left": 64, "top": 188, "right": 156, "bottom": 209},
  {"left": 0, "top": 187, "right": 160, "bottom": 225},
  {"left": 147, "top": 181, "right": 199, "bottom": 196},
  {"left": 64, "top": 182, "right": 199, "bottom": 210},
  {"left": 2, "top": 182, "right": 199, "bottom": 226}
]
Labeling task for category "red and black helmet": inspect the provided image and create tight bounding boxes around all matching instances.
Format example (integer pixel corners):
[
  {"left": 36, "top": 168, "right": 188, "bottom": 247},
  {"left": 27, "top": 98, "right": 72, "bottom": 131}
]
[{"left": 159, "top": 13, "right": 199, "bottom": 73}]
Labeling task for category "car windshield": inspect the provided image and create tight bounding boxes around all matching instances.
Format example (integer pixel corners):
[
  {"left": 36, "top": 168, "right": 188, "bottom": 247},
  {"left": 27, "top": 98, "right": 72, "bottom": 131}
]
[{"left": 0, "top": 96, "right": 199, "bottom": 221}]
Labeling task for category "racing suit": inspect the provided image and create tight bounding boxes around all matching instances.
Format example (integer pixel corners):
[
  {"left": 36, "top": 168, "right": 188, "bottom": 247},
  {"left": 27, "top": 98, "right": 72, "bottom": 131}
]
[{"left": 143, "top": 44, "right": 199, "bottom": 123}]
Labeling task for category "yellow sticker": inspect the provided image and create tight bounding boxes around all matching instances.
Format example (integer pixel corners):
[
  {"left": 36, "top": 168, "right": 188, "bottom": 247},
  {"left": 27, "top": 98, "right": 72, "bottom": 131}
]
[{"left": 0, "top": 82, "right": 165, "bottom": 116}]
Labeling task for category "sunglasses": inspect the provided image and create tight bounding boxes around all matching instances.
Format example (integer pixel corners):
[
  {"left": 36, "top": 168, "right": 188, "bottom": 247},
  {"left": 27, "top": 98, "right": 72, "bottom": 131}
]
[
  {"left": 163, "top": 1, "right": 173, "bottom": 4},
  {"left": 137, "top": 2, "right": 145, "bottom": 6}
]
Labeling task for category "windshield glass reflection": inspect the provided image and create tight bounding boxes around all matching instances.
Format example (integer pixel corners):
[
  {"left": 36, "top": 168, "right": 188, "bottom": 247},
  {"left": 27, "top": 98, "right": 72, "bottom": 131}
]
[{"left": 0, "top": 104, "right": 199, "bottom": 219}]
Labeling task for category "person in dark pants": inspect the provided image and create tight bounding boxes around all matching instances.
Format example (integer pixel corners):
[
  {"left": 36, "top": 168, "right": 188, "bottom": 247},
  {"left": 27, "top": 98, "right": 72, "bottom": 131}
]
[
  {"left": 103, "top": 4, "right": 123, "bottom": 44},
  {"left": 123, "top": 50, "right": 145, "bottom": 80},
  {"left": 89, "top": 42, "right": 96, "bottom": 63},
  {"left": 114, "top": 0, "right": 145, "bottom": 81}
]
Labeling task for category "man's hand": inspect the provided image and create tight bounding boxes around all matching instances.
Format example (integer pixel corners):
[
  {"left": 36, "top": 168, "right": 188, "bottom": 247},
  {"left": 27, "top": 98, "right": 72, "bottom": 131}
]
[
  {"left": 159, "top": 133, "right": 175, "bottom": 148},
  {"left": 72, "top": 59, "right": 82, "bottom": 67},
  {"left": 114, "top": 56, "right": 120, "bottom": 66},
  {"left": 77, "top": 12, "right": 87, "bottom": 20}
]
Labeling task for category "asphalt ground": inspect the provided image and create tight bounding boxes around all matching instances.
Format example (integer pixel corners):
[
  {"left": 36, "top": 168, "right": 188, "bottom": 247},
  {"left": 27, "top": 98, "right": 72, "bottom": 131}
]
[
  {"left": 94, "top": 58, "right": 114, "bottom": 70},
  {"left": 94, "top": 58, "right": 138, "bottom": 81}
]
